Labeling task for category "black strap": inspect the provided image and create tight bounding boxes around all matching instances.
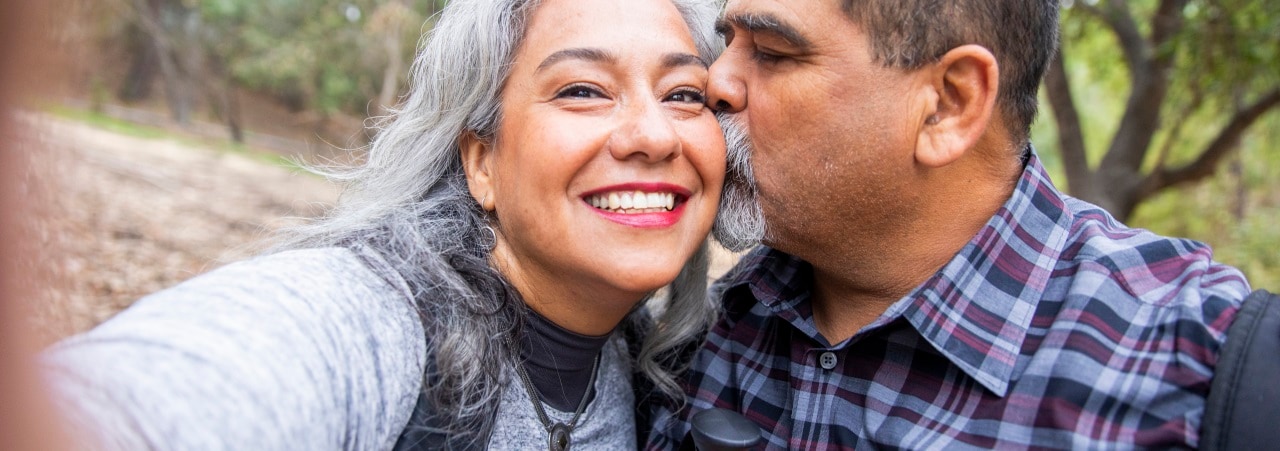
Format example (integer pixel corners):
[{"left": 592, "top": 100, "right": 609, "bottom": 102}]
[{"left": 1201, "top": 289, "right": 1280, "bottom": 450}]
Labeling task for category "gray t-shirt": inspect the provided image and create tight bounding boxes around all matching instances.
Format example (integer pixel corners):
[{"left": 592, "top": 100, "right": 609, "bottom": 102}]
[
  {"left": 487, "top": 336, "right": 636, "bottom": 450},
  {"left": 41, "top": 247, "right": 636, "bottom": 450}
]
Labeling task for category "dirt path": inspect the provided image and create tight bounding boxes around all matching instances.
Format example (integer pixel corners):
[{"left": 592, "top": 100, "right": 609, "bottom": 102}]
[{"left": 23, "top": 115, "right": 339, "bottom": 345}]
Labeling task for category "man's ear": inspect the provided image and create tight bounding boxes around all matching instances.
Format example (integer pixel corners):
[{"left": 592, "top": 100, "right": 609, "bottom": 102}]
[
  {"left": 459, "top": 131, "right": 496, "bottom": 211},
  {"left": 915, "top": 44, "right": 998, "bottom": 168}
]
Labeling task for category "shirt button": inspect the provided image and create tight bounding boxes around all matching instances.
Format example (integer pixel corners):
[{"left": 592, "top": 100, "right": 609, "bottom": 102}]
[{"left": 819, "top": 351, "right": 838, "bottom": 370}]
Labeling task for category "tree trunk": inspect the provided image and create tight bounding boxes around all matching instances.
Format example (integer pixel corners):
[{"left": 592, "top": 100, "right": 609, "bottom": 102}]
[
  {"left": 156, "top": 49, "right": 189, "bottom": 124},
  {"left": 217, "top": 82, "right": 243, "bottom": 144},
  {"left": 1043, "top": 46, "right": 1094, "bottom": 201},
  {"left": 1049, "top": 0, "right": 1278, "bottom": 223},
  {"left": 118, "top": 26, "right": 158, "bottom": 102},
  {"left": 375, "top": 22, "right": 403, "bottom": 115},
  {"left": 372, "top": 0, "right": 409, "bottom": 116},
  {"left": 130, "top": 0, "right": 191, "bottom": 124},
  {"left": 1231, "top": 155, "right": 1246, "bottom": 221}
]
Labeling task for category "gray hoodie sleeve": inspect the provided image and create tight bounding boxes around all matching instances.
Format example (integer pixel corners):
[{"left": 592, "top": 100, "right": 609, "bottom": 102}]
[{"left": 40, "top": 248, "right": 427, "bottom": 451}]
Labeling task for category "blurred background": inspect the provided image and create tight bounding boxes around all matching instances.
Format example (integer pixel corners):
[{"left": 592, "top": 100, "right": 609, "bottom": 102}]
[{"left": 11, "top": 0, "right": 1280, "bottom": 345}]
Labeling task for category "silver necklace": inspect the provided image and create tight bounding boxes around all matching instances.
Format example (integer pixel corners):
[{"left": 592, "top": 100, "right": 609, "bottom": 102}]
[{"left": 512, "top": 353, "right": 600, "bottom": 451}]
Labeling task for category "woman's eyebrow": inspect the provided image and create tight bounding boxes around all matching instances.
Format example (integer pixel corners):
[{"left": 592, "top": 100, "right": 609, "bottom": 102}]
[
  {"left": 663, "top": 52, "right": 709, "bottom": 69},
  {"left": 536, "top": 47, "right": 618, "bottom": 72}
]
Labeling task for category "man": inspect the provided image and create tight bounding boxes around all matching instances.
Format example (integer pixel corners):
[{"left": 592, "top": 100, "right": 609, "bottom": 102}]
[{"left": 648, "top": 0, "right": 1252, "bottom": 449}]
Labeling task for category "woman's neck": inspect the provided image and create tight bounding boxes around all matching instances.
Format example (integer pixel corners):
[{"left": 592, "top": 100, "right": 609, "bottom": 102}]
[
  {"left": 518, "top": 307, "right": 613, "bottom": 411},
  {"left": 489, "top": 242, "right": 641, "bottom": 336}
]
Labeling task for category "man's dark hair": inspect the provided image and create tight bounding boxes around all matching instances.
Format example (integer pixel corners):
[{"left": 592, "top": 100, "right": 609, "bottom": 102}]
[{"left": 843, "top": 0, "right": 1059, "bottom": 145}]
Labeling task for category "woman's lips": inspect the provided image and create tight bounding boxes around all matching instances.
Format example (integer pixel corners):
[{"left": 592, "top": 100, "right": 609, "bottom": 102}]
[
  {"left": 586, "top": 190, "right": 678, "bottom": 211},
  {"left": 582, "top": 183, "right": 691, "bottom": 228}
]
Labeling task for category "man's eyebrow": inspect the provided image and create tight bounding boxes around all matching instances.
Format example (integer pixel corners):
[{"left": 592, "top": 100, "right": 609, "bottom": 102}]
[
  {"left": 714, "top": 18, "right": 733, "bottom": 37},
  {"left": 662, "top": 52, "right": 709, "bottom": 69},
  {"left": 536, "top": 47, "right": 618, "bottom": 72},
  {"left": 719, "top": 12, "right": 812, "bottom": 49}
]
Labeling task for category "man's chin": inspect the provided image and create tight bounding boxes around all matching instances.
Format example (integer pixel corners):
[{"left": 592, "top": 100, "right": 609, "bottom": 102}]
[{"left": 711, "top": 226, "right": 760, "bottom": 253}]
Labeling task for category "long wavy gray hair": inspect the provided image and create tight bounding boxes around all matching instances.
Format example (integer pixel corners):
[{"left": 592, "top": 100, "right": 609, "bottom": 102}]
[{"left": 276, "top": 0, "right": 723, "bottom": 441}]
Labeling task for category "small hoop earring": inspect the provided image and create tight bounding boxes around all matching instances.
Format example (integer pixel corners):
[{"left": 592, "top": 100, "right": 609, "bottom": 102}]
[
  {"left": 479, "top": 193, "right": 489, "bottom": 207},
  {"left": 481, "top": 225, "right": 497, "bottom": 249}
]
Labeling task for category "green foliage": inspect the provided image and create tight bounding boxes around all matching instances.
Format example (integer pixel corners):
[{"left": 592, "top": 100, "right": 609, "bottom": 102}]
[
  {"left": 1045, "top": 0, "right": 1280, "bottom": 288},
  {"left": 196, "top": 0, "right": 445, "bottom": 115},
  {"left": 1174, "top": 0, "right": 1280, "bottom": 96},
  {"left": 1117, "top": 114, "right": 1280, "bottom": 289},
  {"left": 1221, "top": 211, "right": 1280, "bottom": 291},
  {"left": 50, "top": 106, "right": 169, "bottom": 140}
]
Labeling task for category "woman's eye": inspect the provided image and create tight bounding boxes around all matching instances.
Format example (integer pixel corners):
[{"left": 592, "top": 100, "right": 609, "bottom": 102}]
[
  {"left": 666, "top": 89, "right": 706, "bottom": 104},
  {"left": 556, "top": 85, "right": 604, "bottom": 99}
]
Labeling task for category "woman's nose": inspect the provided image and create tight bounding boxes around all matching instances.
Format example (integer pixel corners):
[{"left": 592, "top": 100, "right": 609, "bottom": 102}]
[
  {"left": 706, "top": 54, "right": 746, "bottom": 114},
  {"left": 609, "top": 99, "right": 681, "bottom": 163}
]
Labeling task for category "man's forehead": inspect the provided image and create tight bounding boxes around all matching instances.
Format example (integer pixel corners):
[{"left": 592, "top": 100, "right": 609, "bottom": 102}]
[
  {"left": 717, "top": 11, "right": 812, "bottom": 48},
  {"left": 720, "top": 0, "right": 849, "bottom": 41}
]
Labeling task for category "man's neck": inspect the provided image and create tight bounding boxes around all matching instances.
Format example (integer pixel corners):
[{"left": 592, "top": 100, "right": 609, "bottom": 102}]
[{"left": 802, "top": 154, "right": 1020, "bottom": 344}]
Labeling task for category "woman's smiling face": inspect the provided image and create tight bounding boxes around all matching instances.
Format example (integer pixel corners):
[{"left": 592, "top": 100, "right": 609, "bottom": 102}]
[{"left": 462, "top": 0, "right": 725, "bottom": 334}]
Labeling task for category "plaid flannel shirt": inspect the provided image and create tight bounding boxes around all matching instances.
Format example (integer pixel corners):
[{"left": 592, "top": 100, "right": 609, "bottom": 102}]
[{"left": 647, "top": 150, "right": 1251, "bottom": 450}]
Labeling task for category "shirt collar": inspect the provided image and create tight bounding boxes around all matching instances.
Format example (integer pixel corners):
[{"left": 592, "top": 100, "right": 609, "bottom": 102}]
[
  {"left": 719, "top": 148, "right": 1073, "bottom": 397},
  {"left": 896, "top": 148, "right": 1072, "bottom": 396},
  {"left": 714, "top": 246, "right": 820, "bottom": 335}
]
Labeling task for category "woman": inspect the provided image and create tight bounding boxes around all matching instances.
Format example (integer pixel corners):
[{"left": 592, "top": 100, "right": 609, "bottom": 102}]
[{"left": 41, "top": 0, "right": 724, "bottom": 449}]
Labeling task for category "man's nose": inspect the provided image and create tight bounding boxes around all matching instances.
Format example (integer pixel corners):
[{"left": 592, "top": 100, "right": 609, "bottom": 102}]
[{"left": 706, "top": 55, "right": 746, "bottom": 114}]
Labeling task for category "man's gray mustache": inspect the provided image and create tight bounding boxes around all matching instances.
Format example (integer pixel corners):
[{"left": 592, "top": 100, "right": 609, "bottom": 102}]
[{"left": 712, "top": 114, "right": 766, "bottom": 252}]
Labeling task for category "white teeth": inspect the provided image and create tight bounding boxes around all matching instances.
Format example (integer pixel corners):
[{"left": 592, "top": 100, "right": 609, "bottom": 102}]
[
  {"left": 646, "top": 192, "right": 661, "bottom": 209},
  {"left": 587, "top": 190, "right": 679, "bottom": 213}
]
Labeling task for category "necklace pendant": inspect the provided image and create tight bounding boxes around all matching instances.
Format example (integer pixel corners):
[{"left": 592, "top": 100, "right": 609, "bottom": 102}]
[{"left": 549, "top": 423, "right": 572, "bottom": 451}]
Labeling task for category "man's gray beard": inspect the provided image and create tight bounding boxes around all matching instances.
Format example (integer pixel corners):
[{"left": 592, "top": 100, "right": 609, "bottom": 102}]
[{"left": 712, "top": 114, "right": 766, "bottom": 252}]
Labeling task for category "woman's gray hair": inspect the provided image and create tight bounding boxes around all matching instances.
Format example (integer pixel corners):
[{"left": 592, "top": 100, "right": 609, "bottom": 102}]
[{"left": 276, "top": 0, "right": 723, "bottom": 441}]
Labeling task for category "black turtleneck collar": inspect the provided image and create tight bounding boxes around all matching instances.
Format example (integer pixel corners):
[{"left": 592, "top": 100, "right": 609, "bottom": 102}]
[{"left": 517, "top": 308, "right": 613, "bottom": 412}]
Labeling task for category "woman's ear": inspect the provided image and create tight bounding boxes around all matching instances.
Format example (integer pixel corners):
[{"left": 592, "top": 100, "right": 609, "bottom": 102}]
[
  {"left": 459, "top": 131, "right": 496, "bottom": 211},
  {"left": 914, "top": 44, "right": 999, "bottom": 168}
]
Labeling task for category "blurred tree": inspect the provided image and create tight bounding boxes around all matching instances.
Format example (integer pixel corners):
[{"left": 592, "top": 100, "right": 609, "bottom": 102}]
[
  {"left": 200, "top": 0, "right": 438, "bottom": 116},
  {"left": 1045, "top": 0, "right": 1280, "bottom": 221},
  {"left": 367, "top": 0, "right": 417, "bottom": 116},
  {"left": 117, "top": 23, "right": 159, "bottom": 102},
  {"left": 115, "top": 0, "right": 202, "bottom": 124},
  {"left": 109, "top": 0, "right": 446, "bottom": 142}
]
